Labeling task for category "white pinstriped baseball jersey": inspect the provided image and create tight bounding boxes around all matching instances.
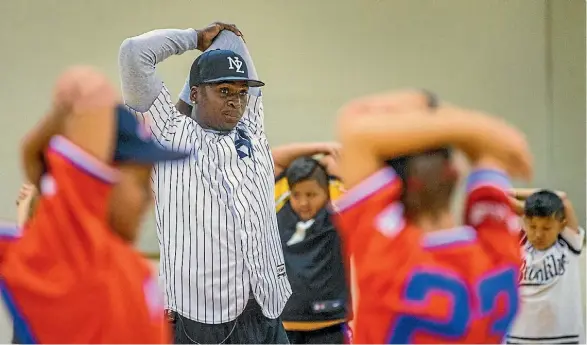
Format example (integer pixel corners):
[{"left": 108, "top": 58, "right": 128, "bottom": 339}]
[{"left": 119, "top": 28, "right": 291, "bottom": 324}]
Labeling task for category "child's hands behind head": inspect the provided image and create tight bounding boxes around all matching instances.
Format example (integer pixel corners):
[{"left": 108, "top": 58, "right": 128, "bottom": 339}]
[
  {"left": 318, "top": 154, "right": 340, "bottom": 178},
  {"left": 560, "top": 194, "right": 579, "bottom": 233},
  {"left": 342, "top": 91, "right": 533, "bottom": 181},
  {"left": 510, "top": 188, "right": 578, "bottom": 233},
  {"left": 339, "top": 89, "right": 432, "bottom": 116}
]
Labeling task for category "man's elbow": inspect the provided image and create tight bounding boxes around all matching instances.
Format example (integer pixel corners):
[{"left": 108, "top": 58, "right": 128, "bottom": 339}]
[
  {"left": 120, "top": 34, "right": 141, "bottom": 53},
  {"left": 118, "top": 37, "right": 138, "bottom": 66},
  {"left": 216, "top": 30, "right": 244, "bottom": 46},
  {"left": 118, "top": 39, "right": 149, "bottom": 110},
  {"left": 119, "top": 36, "right": 153, "bottom": 71},
  {"left": 211, "top": 30, "right": 249, "bottom": 57}
]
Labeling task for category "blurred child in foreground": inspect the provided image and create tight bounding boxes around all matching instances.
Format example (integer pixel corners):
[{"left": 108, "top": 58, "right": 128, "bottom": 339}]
[{"left": 1, "top": 66, "right": 188, "bottom": 343}]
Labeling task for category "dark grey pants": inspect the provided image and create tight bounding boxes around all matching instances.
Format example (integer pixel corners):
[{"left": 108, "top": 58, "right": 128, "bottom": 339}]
[{"left": 172, "top": 298, "right": 290, "bottom": 344}]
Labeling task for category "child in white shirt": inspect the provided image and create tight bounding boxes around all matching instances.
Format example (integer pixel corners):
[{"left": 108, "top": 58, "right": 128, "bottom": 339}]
[{"left": 507, "top": 189, "right": 585, "bottom": 344}]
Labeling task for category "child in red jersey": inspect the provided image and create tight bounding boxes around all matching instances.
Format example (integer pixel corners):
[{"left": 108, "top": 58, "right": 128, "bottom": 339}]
[
  {"left": 333, "top": 90, "right": 532, "bottom": 344},
  {"left": 0, "top": 66, "right": 188, "bottom": 343}
]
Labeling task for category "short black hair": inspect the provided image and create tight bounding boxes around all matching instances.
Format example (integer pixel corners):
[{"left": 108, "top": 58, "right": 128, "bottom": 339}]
[
  {"left": 285, "top": 157, "right": 329, "bottom": 190},
  {"left": 524, "top": 189, "right": 565, "bottom": 220}
]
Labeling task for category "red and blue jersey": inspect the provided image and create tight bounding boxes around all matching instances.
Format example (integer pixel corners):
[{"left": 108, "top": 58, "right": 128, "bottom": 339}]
[
  {"left": 334, "top": 167, "right": 521, "bottom": 344},
  {"left": 0, "top": 136, "right": 169, "bottom": 343}
]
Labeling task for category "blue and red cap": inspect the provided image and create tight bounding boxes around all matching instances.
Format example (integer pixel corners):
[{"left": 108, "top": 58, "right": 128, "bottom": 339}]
[{"left": 113, "top": 105, "right": 189, "bottom": 163}]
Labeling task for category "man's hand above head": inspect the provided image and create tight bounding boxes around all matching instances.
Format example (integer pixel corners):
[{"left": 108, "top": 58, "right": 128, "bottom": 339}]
[{"left": 197, "top": 22, "right": 243, "bottom": 51}]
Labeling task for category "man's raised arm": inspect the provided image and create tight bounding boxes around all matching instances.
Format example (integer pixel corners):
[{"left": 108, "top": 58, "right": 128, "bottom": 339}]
[{"left": 119, "top": 28, "right": 199, "bottom": 113}]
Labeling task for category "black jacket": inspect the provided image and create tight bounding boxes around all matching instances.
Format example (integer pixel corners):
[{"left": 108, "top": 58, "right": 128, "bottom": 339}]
[{"left": 278, "top": 203, "right": 348, "bottom": 322}]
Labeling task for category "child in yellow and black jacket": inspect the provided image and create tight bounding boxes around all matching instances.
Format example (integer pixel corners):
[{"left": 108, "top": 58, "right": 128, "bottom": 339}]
[{"left": 272, "top": 143, "right": 350, "bottom": 344}]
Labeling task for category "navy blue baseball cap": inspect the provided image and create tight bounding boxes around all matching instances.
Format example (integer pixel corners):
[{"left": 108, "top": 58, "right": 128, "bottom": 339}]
[
  {"left": 114, "top": 105, "right": 189, "bottom": 163},
  {"left": 189, "top": 49, "right": 265, "bottom": 88}
]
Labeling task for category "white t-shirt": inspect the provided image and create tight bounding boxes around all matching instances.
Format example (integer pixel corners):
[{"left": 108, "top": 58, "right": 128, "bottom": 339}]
[{"left": 507, "top": 227, "right": 585, "bottom": 344}]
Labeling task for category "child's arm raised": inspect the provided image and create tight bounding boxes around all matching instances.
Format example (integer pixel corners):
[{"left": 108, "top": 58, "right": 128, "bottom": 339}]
[
  {"left": 21, "top": 66, "right": 119, "bottom": 188},
  {"left": 336, "top": 90, "right": 532, "bottom": 189},
  {"left": 511, "top": 188, "right": 566, "bottom": 201},
  {"left": 559, "top": 195, "right": 585, "bottom": 251},
  {"left": 507, "top": 195, "right": 525, "bottom": 216},
  {"left": 561, "top": 195, "right": 580, "bottom": 234},
  {"left": 272, "top": 142, "right": 339, "bottom": 178}
]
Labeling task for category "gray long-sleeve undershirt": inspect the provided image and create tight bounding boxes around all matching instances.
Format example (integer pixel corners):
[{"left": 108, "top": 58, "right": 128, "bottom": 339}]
[{"left": 118, "top": 28, "right": 198, "bottom": 113}]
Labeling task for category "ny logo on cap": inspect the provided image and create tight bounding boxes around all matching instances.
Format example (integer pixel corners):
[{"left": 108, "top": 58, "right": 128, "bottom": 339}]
[{"left": 227, "top": 56, "right": 244, "bottom": 74}]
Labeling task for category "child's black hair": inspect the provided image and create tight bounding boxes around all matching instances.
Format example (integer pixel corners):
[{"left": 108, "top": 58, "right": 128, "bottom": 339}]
[
  {"left": 524, "top": 189, "right": 565, "bottom": 221},
  {"left": 285, "top": 157, "right": 329, "bottom": 190}
]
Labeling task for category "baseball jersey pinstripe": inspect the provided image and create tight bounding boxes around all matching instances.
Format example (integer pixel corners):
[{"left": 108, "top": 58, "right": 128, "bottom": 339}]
[{"left": 119, "top": 28, "right": 291, "bottom": 324}]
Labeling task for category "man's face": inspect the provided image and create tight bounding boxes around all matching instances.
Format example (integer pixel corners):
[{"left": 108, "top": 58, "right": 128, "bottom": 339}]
[{"left": 191, "top": 81, "right": 249, "bottom": 131}]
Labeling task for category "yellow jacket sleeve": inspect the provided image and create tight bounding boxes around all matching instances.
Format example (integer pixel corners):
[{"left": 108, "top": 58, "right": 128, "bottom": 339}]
[
  {"left": 328, "top": 179, "right": 346, "bottom": 202},
  {"left": 275, "top": 176, "right": 290, "bottom": 213}
]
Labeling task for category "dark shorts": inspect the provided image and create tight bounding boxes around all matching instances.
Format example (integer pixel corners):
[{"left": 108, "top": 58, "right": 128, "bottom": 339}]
[
  {"left": 171, "top": 298, "right": 289, "bottom": 344},
  {"left": 286, "top": 323, "right": 346, "bottom": 344}
]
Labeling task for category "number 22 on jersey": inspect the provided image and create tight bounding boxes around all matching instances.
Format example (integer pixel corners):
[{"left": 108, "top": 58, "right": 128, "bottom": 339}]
[{"left": 388, "top": 267, "right": 518, "bottom": 343}]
